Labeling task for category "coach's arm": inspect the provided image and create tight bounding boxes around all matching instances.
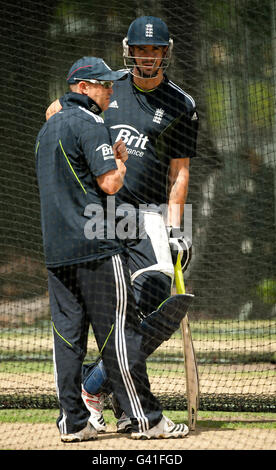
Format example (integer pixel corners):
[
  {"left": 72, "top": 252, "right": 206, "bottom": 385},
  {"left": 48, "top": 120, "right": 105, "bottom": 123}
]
[
  {"left": 97, "top": 140, "right": 128, "bottom": 195},
  {"left": 46, "top": 103, "right": 127, "bottom": 195}
]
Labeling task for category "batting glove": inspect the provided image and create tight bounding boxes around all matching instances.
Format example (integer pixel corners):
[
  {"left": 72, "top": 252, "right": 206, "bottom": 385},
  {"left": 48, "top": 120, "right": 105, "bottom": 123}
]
[{"left": 167, "top": 227, "right": 192, "bottom": 272}]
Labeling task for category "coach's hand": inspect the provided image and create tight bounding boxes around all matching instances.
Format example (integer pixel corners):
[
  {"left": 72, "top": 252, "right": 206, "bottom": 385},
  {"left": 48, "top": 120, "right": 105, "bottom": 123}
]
[
  {"left": 113, "top": 139, "right": 128, "bottom": 163},
  {"left": 167, "top": 227, "right": 192, "bottom": 272},
  {"left": 46, "top": 99, "right": 62, "bottom": 121}
]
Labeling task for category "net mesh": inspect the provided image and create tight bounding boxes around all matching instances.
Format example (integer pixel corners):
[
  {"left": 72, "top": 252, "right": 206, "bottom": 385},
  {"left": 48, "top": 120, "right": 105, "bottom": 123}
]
[{"left": 0, "top": 0, "right": 275, "bottom": 440}]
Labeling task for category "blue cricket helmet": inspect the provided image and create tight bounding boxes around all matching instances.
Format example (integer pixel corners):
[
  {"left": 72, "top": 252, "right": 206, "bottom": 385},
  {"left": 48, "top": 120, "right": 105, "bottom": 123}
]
[
  {"left": 127, "top": 16, "right": 170, "bottom": 46},
  {"left": 123, "top": 16, "right": 173, "bottom": 78}
]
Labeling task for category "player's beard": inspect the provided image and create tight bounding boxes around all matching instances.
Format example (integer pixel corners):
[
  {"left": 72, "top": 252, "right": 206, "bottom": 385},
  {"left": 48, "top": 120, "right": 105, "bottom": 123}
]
[
  {"left": 136, "top": 66, "right": 159, "bottom": 78},
  {"left": 133, "top": 56, "right": 162, "bottom": 79}
]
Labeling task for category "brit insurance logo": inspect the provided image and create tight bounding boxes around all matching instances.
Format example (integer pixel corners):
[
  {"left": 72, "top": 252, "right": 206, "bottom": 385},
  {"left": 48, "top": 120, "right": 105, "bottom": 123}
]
[
  {"left": 111, "top": 124, "right": 149, "bottom": 158},
  {"left": 96, "top": 143, "right": 114, "bottom": 160}
]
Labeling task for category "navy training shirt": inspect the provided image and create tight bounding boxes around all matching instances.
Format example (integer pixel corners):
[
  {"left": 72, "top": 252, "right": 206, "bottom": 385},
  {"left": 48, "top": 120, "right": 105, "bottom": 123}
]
[
  {"left": 103, "top": 73, "right": 199, "bottom": 207},
  {"left": 35, "top": 93, "right": 123, "bottom": 267}
]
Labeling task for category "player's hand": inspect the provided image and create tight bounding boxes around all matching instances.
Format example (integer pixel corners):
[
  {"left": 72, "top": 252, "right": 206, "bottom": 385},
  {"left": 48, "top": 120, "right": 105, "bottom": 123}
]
[
  {"left": 113, "top": 139, "right": 128, "bottom": 163},
  {"left": 46, "top": 99, "right": 62, "bottom": 121},
  {"left": 167, "top": 227, "right": 192, "bottom": 271}
]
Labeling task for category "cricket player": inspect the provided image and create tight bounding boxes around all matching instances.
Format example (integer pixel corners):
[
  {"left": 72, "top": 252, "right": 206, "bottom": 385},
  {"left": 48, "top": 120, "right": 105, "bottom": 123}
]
[{"left": 46, "top": 16, "right": 199, "bottom": 435}]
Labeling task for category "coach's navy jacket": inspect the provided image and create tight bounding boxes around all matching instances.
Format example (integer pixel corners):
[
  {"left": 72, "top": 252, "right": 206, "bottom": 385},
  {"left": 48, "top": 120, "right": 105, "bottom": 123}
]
[{"left": 35, "top": 93, "right": 123, "bottom": 267}]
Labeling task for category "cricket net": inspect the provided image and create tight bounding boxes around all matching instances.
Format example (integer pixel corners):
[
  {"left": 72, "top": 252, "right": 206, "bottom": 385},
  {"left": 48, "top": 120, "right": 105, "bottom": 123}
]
[{"left": 0, "top": 0, "right": 275, "bottom": 435}]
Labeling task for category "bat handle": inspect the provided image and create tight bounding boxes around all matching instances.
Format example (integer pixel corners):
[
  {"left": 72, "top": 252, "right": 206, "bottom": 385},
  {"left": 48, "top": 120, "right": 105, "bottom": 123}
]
[{"left": 174, "top": 254, "right": 185, "bottom": 295}]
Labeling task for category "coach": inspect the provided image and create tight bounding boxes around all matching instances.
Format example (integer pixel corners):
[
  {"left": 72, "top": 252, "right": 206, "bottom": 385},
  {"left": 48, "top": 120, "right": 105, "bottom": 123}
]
[{"left": 36, "top": 56, "right": 168, "bottom": 442}]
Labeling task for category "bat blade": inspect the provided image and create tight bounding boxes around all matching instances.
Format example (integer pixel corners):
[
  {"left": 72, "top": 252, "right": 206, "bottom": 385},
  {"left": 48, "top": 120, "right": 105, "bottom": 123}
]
[
  {"left": 180, "top": 315, "right": 199, "bottom": 431},
  {"left": 174, "top": 256, "right": 199, "bottom": 431}
]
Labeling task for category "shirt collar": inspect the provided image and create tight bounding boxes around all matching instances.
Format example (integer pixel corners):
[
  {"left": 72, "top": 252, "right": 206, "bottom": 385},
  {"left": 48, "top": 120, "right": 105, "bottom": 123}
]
[
  {"left": 63, "top": 92, "right": 102, "bottom": 115},
  {"left": 130, "top": 73, "right": 167, "bottom": 93}
]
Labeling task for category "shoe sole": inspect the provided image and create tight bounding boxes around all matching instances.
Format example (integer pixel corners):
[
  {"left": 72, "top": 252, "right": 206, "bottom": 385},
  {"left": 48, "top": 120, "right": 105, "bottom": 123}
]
[
  {"left": 61, "top": 435, "right": 97, "bottom": 442},
  {"left": 131, "top": 431, "right": 189, "bottom": 440}
]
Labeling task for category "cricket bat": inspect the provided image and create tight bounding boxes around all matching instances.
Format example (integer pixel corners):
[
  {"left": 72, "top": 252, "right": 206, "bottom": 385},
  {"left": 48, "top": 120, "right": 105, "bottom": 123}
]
[{"left": 174, "top": 255, "right": 199, "bottom": 431}]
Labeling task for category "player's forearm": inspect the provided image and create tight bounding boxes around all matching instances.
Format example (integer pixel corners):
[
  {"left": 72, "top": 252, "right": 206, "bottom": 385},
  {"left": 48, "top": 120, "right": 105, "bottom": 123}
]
[
  {"left": 167, "top": 159, "right": 190, "bottom": 227},
  {"left": 167, "top": 173, "right": 189, "bottom": 227}
]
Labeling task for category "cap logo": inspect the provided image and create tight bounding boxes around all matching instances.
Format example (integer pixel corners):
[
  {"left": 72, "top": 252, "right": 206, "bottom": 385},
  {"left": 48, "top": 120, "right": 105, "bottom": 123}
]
[{"left": 145, "top": 23, "right": 153, "bottom": 37}]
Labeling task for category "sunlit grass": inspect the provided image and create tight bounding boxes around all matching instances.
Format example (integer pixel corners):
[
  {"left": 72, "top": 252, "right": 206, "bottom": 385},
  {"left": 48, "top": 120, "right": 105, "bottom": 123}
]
[{"left": 0, "top": 409, "right": 275, "bottom": 430}]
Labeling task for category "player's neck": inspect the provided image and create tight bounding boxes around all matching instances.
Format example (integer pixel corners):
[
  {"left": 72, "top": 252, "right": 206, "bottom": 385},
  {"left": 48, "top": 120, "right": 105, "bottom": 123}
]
[{"left": 133, "top": 71, "right": 164, "bottom": 92}]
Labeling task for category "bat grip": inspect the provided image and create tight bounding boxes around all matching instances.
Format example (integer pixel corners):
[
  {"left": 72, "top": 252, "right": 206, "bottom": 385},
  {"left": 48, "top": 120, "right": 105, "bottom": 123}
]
[{"left": 174, "top": 253, "right": 186, "bottom": 294}]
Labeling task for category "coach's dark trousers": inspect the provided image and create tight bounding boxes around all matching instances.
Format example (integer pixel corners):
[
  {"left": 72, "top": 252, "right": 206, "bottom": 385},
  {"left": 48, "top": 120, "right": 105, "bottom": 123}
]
[{"left": 48, "top": 253, "right": 162, "bottom": 435}]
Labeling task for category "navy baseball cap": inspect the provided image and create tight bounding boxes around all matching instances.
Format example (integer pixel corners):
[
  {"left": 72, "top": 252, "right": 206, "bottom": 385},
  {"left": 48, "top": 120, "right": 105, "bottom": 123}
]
[
  {"left": 66, "top": 57, "right": 127, "bottom": 84},
  {"left": 127, "top": 16, "right": 170, "bottom": 46}
]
